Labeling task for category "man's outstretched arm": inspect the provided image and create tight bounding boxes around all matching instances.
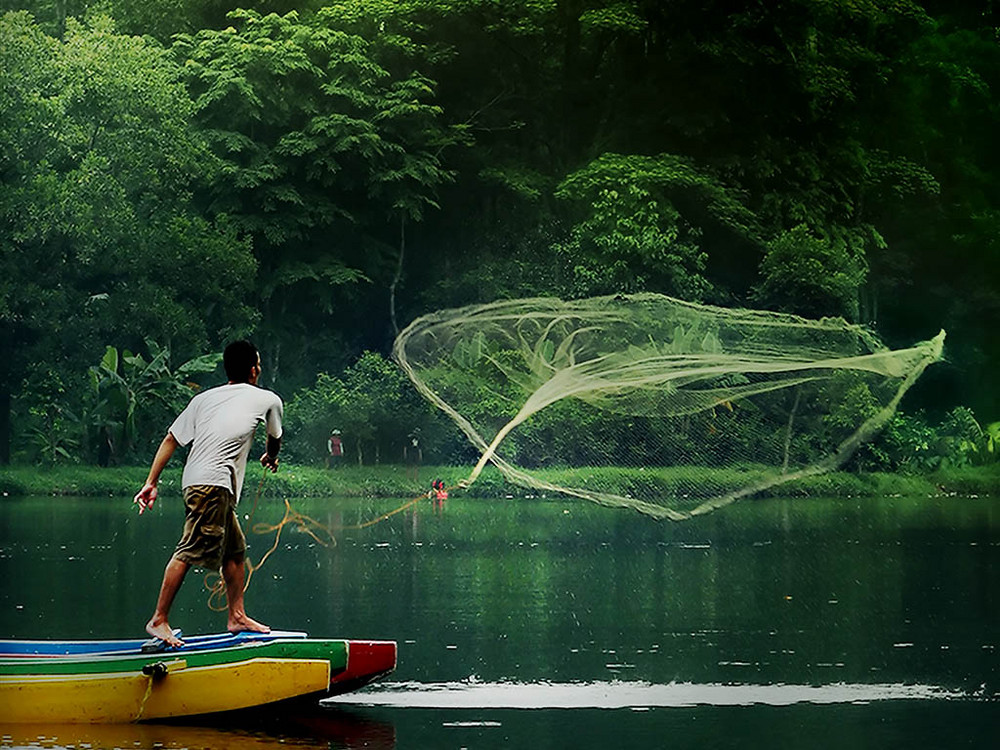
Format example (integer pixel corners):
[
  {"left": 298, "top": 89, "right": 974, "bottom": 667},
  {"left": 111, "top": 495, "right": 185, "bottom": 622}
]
[
  {"left": 134, "top": 432, "right": 179, "bottom": 514},
  {"left": 260, "top": 435, "right": 281, "bottom": 472}
]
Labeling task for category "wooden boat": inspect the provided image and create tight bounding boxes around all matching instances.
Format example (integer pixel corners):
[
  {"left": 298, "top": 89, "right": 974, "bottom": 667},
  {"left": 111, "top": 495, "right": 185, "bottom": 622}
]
[{"left": 0, "top": 632, "right": 396, "bottom": 724}]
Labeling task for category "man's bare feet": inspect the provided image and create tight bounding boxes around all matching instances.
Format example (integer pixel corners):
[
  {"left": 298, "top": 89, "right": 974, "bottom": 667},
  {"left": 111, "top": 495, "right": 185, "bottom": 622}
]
[
  {"left": 146, "top": 619, "right": 183, "bottom": 648},
  {"left": 228, "top": 612, "right": 270, "bottom": 634}
]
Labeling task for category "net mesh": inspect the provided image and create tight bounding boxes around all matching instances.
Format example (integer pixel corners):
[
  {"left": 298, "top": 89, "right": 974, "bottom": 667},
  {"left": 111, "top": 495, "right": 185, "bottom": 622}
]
[{"left": 393, "top": 293, "right": 945, "bottom": 520}]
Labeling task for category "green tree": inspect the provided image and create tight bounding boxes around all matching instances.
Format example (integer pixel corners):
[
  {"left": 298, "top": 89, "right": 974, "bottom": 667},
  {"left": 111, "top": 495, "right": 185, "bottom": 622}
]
[
  {"left": 754, "top": 225, "right": 869, "bottom": 321},
  {"left": 0, "top": 0, "right": 90, "bottom": 35},
  {"left": 171, "top": 9, "right": 461, "bottom": 384},
  {"left": 284, "top": 351, "right": 428, "bottom": 465},
  {"left": 19, "top": 367, "right": 79, "bottom": 465},
  {"left": 0, "top": 12, "right": 256, "bottom": 462},
  {"left": 88, "top": 340, "right": 220, "bottom": 461},
  {"left": 554, "top": 153, "right": 761, "bottom": 300},
  {"left": 5, "top": 0, "right": 1000, "bottom": 451},
  {"left": 860, "top": 13, "right": 1000, "bottom": 416}
]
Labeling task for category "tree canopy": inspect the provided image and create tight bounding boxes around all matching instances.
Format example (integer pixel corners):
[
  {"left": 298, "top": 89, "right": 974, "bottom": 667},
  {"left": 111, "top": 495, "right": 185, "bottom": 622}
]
[{"left": 1, "top": 0, "right": 997, "bottom": 468}]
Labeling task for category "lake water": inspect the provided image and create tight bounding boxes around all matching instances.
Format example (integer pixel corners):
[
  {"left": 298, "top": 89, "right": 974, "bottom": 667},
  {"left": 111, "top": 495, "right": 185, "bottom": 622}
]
[{"left": 1, "top": 491, "right": 997, "bottom": 748}]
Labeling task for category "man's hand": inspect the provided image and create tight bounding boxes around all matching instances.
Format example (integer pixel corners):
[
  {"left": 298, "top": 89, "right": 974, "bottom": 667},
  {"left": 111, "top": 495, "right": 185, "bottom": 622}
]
[
  {"left": 134, "top": 433, "right": 177, "bottom": 516},
  {"left": 134, "top": 483, "right": 158, "bottom": 515},
  {"left": 260, "top": 452, "right": 279, "bottom": 473}
]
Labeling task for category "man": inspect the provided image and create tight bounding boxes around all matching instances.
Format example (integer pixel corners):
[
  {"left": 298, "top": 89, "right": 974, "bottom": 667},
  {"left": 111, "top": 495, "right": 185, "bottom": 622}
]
[
  {"left": 404, "top": 428, "right": 421, "bottom": 482},
  {"left": 133, "top": 340, "right": 283, "bottom": 648},
  {"left": 326, "top": 429, "right": 343, "bottom": 469}
]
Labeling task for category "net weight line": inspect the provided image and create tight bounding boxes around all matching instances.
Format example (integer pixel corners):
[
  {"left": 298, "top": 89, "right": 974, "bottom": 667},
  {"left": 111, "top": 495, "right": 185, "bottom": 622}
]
[{"left": 204, "top": 472, "right": 454, "bottom": 609}]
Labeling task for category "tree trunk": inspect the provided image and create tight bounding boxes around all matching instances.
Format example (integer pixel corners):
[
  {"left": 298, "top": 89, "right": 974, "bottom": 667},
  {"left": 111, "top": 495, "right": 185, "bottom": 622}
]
[
  {"left": 389, "top": 214, "right": 406, "bottom": 337},
  {"left": 782, "top": 390, "right": 801, "bottom": 474},
  {"left": 0, "top": 388, "right": 9, "bottom": 465},
  {"left": 558, "top": 0, "right": 583, "bottom": 163},
  {"left": 55, "top": 0, "right": 67, "bottom": 37}
]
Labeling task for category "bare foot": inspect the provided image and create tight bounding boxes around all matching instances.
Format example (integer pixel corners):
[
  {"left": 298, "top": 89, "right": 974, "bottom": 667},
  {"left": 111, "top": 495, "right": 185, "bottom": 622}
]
[
  {"left": 228, "top": 613, "right": 270, "bottom": 634},
  {"left": 146, "top": 619, "right": 183, "bottom": 648}
]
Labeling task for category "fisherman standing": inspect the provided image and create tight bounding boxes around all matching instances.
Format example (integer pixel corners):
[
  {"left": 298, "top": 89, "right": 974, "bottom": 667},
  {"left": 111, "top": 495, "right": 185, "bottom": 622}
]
[
  {"left": 133, "top": 340, "right": 282, "bottom": 648},
  {"left": 326, "top": 429, "right": 343, "bottom": 469}
]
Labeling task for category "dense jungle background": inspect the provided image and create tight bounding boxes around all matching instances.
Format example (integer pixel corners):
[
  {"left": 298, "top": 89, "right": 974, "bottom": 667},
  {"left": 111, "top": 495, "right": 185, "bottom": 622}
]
[{"left": 2, "top": 0, "right": 998, "bottom": 473}]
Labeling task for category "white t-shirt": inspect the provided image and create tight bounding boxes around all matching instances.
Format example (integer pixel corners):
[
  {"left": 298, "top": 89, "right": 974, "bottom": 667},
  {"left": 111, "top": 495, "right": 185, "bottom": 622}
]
[{"left": 169, "top": 383, "right": 283, "bottom": 502}]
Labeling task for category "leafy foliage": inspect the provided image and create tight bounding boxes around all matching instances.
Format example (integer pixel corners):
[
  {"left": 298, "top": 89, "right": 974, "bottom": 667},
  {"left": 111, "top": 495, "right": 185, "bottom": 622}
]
[
  {"left": 0, "top": 11, "right": 255, "bottom": 427},
  {"left": 88, "top": 340, "right": 220, "bottom": 459},
  {"left": 284, "top": 351, "right": 432, "bottom": 465},
  {"left": 754, "top": 224, "right": 869, "bottom": 321},
  {"left": 554, "top": 153, "right": 761, "bottom": 300},
  {"left": 163, "top": 8, "right": 465, "bottom": 385},
  {"left": 3, "top": 1, "right": 1000, "bottom": 471}
]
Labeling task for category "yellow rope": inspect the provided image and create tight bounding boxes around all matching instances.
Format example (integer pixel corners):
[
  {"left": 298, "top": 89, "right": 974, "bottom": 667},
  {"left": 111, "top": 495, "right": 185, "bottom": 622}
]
[
  {"left": 336, "top": 494, "right": 426, "bottom": 530},
  {"left": 136, "top": 673, "right": 154, "bottom": 721},
  {"left": 204, "top": 473, "right": 458, "bottom": 609},
  {"left": 203, "top": 472, "right": 269, "bottom": 611}
]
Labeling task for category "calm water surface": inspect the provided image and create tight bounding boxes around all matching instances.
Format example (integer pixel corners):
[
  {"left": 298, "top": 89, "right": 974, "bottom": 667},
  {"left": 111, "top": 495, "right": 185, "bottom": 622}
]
[{"left": 1, "top": 490, "right": 997, "bottom": 748}]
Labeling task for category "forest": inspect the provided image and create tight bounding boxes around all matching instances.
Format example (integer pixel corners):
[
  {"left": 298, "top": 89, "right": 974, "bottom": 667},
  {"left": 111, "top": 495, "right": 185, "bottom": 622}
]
[{"left": 1, "top": 0, "right": 998, "bottom": 474}]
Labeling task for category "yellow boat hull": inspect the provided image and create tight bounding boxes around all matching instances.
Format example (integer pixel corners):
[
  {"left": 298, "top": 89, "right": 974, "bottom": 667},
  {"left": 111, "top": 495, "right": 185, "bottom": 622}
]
[{"left": 0, "top": 657, "right": 331, "bottom": 723}]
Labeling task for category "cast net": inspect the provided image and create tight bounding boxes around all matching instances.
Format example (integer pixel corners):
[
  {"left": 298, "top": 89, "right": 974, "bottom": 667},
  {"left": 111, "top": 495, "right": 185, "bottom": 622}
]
[{"left": 393, "top": 293, "right": 945, "bottom": 520}]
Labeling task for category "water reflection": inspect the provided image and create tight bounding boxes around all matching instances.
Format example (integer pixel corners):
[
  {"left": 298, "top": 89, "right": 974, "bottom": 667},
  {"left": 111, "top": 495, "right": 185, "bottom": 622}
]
[
  {"left": 1, "top": 708, "right": 395, "bottom": 750},
  {"left": 3, "top": 723, "right": 318, "bottom": 750},
  {"left": 1, "top": 493, "right": 998, "bottom": 748},
  {"left": 325, "top": 679, "right": 970, "bottom": 708}
]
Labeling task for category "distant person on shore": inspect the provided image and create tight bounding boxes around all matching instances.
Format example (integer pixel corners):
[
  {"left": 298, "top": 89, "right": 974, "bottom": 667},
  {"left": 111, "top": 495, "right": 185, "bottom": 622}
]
[
  {"left": 132, "top": 340, "right": 283, "bottom": 648},
  {"left": 404, "top": 429, "right": 422, "bottom": 482},
  {"left": 326, "top": 429, "right": 343, "bottom": 469}
]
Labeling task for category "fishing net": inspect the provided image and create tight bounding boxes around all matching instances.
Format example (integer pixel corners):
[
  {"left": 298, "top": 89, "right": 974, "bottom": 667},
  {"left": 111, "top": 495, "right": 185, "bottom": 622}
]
[{"left": 393, "top": 293, "right": 945, "bottom": 520}]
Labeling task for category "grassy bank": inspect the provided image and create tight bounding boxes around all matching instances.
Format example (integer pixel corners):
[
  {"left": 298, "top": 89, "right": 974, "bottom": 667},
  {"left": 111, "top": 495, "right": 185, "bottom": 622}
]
[
  {"left": 1, "top": 462, "right": 998, "bottom": 500},
  {"left": 0, "top": 464, "right": 463, "bottom": 500}
]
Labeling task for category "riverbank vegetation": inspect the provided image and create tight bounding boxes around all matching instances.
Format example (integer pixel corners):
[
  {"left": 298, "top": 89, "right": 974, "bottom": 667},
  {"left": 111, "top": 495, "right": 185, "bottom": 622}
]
[
  {"left": 2, "top": 463, "right": 998, "bottom": 501},
  {"left": 2, "top": 1, "right": 998, "bottom": 492}
]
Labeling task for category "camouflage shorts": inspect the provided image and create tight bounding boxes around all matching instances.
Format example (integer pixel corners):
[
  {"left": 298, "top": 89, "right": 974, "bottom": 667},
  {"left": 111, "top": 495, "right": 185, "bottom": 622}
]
[{"left": 171, "top": 485, "right": 246, "bottom": 570}]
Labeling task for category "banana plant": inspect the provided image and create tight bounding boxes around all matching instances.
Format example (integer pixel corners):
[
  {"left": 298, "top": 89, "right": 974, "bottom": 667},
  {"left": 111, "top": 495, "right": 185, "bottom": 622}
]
[{"left": 89, "top": 340, "right": 220, "bottom": 457}]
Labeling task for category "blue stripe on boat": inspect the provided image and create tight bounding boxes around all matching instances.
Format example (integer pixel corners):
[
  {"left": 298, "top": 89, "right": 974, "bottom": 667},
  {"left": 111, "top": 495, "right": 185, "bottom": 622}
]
[{"left": 0, "top": 630, "right": 308, "bottom": 657}]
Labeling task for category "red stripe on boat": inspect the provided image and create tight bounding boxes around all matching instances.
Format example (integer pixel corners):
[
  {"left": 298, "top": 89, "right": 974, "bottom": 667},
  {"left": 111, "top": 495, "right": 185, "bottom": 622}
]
[{"left": 330, "top": 640, "right": 397, "bottom": 695}]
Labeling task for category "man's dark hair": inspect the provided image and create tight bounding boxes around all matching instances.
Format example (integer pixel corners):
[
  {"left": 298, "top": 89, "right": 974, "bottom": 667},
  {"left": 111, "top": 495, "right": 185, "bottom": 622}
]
[{"left": 224, "top": 340, "right": 259, "bottom": 383}]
